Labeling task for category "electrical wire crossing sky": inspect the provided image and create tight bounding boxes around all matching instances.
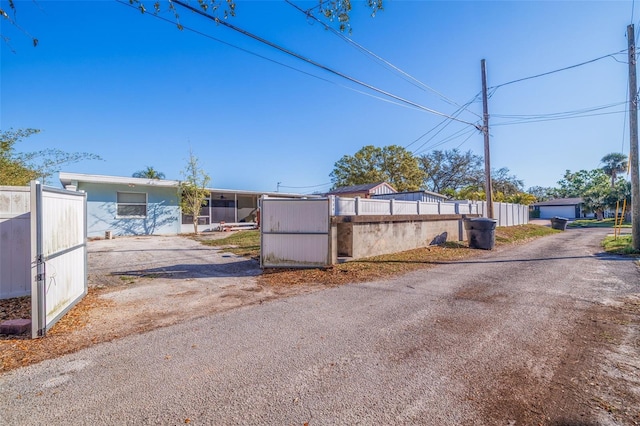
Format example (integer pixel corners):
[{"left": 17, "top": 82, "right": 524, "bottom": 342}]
[{"left": 0, "top": 0, "right": 635, "bottom": 192}]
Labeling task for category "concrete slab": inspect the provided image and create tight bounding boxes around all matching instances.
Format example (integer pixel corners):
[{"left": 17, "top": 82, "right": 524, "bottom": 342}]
[{"left": 0, "top": 318, "right": 31, "bottom": 335}]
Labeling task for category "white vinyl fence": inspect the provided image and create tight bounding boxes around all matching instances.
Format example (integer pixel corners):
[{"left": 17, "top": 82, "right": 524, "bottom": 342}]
[
  {"left": 0, "top": 183, "right": 87, "bottom": 338},
  {"left": 0, "top": 187, "right": 31, "bottom": 299},
  {"left": 260, "top": 196, "right": 530, "bottom": 268},
  {"left": 330, "top": 196, "right": 528, "bottom": 225},
  {"left": 31, "top": 182, "right": 87, "bottom": 338},
  {"left": 260, "top": 197, "right": 332, "bottom": 268}
]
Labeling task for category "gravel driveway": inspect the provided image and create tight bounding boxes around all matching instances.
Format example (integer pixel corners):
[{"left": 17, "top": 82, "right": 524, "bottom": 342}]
[{"left": 1, "top": 228, "right": 638, "bottom": 425}]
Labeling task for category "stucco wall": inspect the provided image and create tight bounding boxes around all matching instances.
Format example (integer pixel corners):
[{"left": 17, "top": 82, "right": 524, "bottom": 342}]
[
  {"left": 78, "top": 182, "right": 181, "bottom": 237},
  {"left": 335, "top": 215, "right": 467, "bottom": 260}
]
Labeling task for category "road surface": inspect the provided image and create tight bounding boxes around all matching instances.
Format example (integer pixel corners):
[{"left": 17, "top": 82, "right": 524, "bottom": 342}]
[{"left": 1, "top": 228, "right": 638, "bottom": 425}]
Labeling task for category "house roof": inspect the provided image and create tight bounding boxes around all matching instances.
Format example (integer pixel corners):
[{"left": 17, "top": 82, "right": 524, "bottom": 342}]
[
  {"left": 59, "top": 172, "right": 313, "bottom": 198},
  {"left": 60, "top": 172, "right": 180, "bottom": 188},
  {"left": 325, "top": 182, "right": 396, "bottom": 195},
  {"left": 532, "top": 197, "right": 583, "bottom": 207}
]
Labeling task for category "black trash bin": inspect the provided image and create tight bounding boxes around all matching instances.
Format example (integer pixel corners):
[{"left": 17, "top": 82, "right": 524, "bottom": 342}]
[
  {"left": 550, "top": 216, "right": 569, "bottom": 231},
  {"left": 463, "top": 217, "right": 497, "bottom": 250}
]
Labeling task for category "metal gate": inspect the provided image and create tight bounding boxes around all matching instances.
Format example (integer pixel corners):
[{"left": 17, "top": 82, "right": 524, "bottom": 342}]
[
  {"left": 260, "top": 197, "right": 332, "bottom": 268},
  {"left": 30, "top": 182, "right": 87, "bottom": 338}
]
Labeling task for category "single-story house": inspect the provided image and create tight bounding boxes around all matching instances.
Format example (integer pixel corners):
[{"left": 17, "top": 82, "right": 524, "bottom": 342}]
[
  {"left": 324, "top": 182, "right": 397, "bottom": 198},
  {"left": 59, "top": 172, "right": 309, "bottom": 237},
  {"left": 531, "top": 197, "right": 592, "bottom": 219}
]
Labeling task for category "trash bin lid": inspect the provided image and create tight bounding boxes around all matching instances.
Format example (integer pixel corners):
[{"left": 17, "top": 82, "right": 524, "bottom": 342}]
[{"left": 463, "top": 217, "right": 497, "bottom": 230}]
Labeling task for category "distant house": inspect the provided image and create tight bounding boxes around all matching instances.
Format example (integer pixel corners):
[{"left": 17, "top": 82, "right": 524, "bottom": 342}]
[
  {"left": 60, "top": 172, "right": 310, "bottom": 237},
  {"left": 325, "top": 182, "right": 397, "bottom": 198},
  {"left": 531, "top": 197, "right": 591, "bottom": 219}
]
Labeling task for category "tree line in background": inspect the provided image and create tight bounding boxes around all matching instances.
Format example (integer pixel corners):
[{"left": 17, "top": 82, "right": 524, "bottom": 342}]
[
  {"left": 527, "top": 153, "right": 630, "bottom": 219},
  {"left": 330, "top": 145, "right": 534, "bottom": 204},
  {"left": 330, "top": 145, "right": 631, "bottom": 216},
  {"left": 2, "top": 128, "right": 630, "bottom": 221}
]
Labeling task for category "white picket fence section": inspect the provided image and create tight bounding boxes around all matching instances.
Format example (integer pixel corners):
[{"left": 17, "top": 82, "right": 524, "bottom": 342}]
[{"left": 330, "top": 196, "right": 528, "bottom": 226}]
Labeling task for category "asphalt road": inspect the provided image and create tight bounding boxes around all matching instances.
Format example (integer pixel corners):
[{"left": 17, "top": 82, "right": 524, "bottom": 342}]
[{"left": 1, "top": 228, "right": 638, "bottom": 425}]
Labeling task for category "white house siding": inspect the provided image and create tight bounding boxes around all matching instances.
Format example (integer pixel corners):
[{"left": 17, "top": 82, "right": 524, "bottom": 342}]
[{"left": 78, "top": 182, "right": 181, "bottom": 237}]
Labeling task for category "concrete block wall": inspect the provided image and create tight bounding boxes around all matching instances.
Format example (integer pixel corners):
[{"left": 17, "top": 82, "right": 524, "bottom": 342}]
[{"left": 334, "top": 215, "right": 469, "bottom": 260}]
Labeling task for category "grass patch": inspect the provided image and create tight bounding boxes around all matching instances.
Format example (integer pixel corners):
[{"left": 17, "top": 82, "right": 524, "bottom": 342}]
[
  {"left": 494, "top": 223, "right": 560, "bottom": 243},
  {"left": 197, "top": 230, "right": 260, "bottom": 258},
  {"left": 602, "top": 235, "right": 640, "bottom": 256},
  {"left": 569, "top": 218, "right": 631, "bottom": 228}
]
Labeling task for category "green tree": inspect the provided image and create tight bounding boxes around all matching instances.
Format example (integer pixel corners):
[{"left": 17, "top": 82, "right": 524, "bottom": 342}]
[
  {"left": 418, "top": 149, "right": 483, "bottom": 194},
  {"left": 582, "top": 179, "right": 611, "bottom": 220},
  {"left": 133, "top": 166, "right": 166, "bottom": 179},
  {"left": 0, "top": 128, "right": 40, "bottom": 185},
  {"left": 526, "top": 186, "right": 557, "bottom": 202},
  {"left": 330, "top": 145, "right": 424, "bottom": 192},
  {"left": 179, "top": 149, "right": 210, "bottom": 234},
  {"left": 505, "top": 192, "right": 537, "bottom": 205},
  {"left": 555, "top": 169, "right": 609, "bottom": 198},
  {"left": 0, "top": 128, "right": 101, "bottom": 185},
  {"left": 600, "top": 152, "right": 628, "bottom": 188},
  {"left": 491, "top": 167, "right": 524, "bottom": 197}
]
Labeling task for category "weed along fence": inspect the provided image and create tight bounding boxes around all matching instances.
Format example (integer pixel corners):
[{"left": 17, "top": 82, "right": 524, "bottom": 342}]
[
  {"left": 260, "top": 196, "right": 529, "bottom": 268},
  {"left": 0, "top": 182, "right": 87, "bottom": 338}
]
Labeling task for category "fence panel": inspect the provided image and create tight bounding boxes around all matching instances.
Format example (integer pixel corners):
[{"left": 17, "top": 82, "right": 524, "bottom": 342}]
[
  {"left": 335, "top": 197, "right": 356, "bottom": 216},
  {"left": 392, "top": 200, "right": 418, "bottom": 215},
  {"left": 31, "top": 183, "right": 87, "bottom": 338},
  {"left": 261, "top": 197, "right": 330, "bottom": 268},
  {"left": 439, "top": 203, "right": 456, "bottom": 214},
  {"left": 418, "top": 202, "right": 440, "bottom": 214},
  {"left": 0, "top": 187, "right": 31, "bottom": 299},
  {"left": 358, "top": 198, "right": 392, "bottom": 215}
]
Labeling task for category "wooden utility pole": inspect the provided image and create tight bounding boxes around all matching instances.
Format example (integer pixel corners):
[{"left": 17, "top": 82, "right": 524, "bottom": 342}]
[
  {"left": 628, "top": 25, "right": 640, "bottom": 250},
  {"left": 481, "top": 59, "right": 494, "bottom": 219}
]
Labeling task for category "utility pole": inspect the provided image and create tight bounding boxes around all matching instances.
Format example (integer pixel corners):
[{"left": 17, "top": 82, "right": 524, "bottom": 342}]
[
  {"left": 628, "top": 25, "right": 640, "bottom": 250},
  {"left": 481, "top": 59, "right": 494, "bottom": 219}
]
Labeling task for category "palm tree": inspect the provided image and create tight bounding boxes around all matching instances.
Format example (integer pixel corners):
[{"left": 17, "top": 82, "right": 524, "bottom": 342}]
[
  {"left": 132, "top": 166, "right": 165, "bottom": 180},
  {"left": 600, "top": 152, "right": 628, "bottom": 188}
]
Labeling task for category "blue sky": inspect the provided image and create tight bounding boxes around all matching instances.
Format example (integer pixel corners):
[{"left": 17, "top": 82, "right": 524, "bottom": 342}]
[{"left": 0, "top": 0, "right": 635, "bottom": 193}]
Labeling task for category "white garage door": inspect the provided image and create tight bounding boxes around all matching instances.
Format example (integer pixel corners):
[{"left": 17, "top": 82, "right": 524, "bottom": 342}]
[{"left": 539, "top": 205, "right": 576, "bottom": 219}]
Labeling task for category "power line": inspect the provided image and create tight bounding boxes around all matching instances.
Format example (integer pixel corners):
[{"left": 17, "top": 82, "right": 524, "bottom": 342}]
[
  {"left": 115, "top": 0, "right": 453, "bottom": 115},
  {"left": 492, "top": 109, "right": 628, "bottom": 126},
  {"left": 490, "top": 49, "right": 628, "bottom": 92},
  {"left": 278, "top": 182, "right": 333, "bottom": 189},
  {"left": 406, "top": 93, "right": 482, "bottom": 154},
  {"left": 171, "top": 0, "right": 481, "bottom": 129},
  {"left": 285, "top": 0, "right": 482, "bottom": 120},
  {"left": 492, "top": 101, "right": 627, "bottom": 120}
]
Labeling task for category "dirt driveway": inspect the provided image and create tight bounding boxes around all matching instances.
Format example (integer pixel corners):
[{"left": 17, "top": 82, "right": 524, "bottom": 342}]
[{"left": 85, "top": 234, "right": 314, "bottom": 337}]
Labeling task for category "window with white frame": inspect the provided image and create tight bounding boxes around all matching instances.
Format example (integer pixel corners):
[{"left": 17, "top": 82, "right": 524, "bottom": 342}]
[{"left": 117, "top": 192, "right": 147, "bottom": 217}]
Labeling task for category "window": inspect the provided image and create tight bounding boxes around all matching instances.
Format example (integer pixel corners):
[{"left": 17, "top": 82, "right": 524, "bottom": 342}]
[{"left": 117, "top": 192, "right": 147, "bottom": 217}]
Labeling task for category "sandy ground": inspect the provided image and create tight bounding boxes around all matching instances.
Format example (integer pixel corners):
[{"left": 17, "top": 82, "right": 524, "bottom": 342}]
[{"left": 84, "top": 233, "right": 322, "bottom": 337}]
